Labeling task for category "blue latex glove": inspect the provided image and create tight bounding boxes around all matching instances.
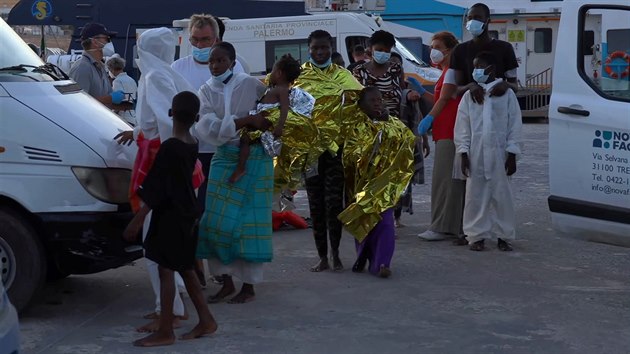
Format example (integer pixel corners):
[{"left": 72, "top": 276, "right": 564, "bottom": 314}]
[
  {"left": 111, "top": 90, "right": 125, "bottom": 104},
  {"left": 418, "top": 114, "right": 434, "bottom": 135},
  {"left": 406, "top": 77, "right": 427, "bottom": 95}
]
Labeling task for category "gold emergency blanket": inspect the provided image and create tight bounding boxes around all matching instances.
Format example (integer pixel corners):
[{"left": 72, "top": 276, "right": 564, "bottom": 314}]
[
  {"left": 250, "top": 107, "right": 324, "bottom": 190},
  {"left": 293, "top": 62, "right": 364, "bottom": 154},
  {"left": 338, "top": 104, "right": 415, "bottom": 242}
]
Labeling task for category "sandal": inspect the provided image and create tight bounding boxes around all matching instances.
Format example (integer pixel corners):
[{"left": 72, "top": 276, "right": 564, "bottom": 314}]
[
  {"left": 469, "top": 240, "right": 485, "bottom": 251},
  {"left": 453, "top": 236, "right": 468, "bottom": 246},
  {"left": 497, "top": 238, "right": 513, "bottom": 252}
]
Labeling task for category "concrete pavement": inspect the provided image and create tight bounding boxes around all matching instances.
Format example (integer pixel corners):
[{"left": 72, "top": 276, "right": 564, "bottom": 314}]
[{"left": 18, "top": 123, "right": 630, "bottom": 354}]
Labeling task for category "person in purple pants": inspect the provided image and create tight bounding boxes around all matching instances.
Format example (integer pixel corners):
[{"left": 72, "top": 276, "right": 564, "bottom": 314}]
[{"left": 340, "top": 87, "right": 415, "bottom": 278}]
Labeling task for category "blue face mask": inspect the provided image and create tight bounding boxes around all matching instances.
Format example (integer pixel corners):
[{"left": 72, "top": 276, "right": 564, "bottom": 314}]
[
  {"left": 466, "top": 19, "right": 486, "bottom": 37},
  {"left": 192, "top": 46, "right": 211, "bottom": 63},
  {"left": 372, "top": 50, "right": 391, "bottom": 64},
  {"left": 472, "top": 68, "right": 490, "bottom": 83},
  {"left": 212, "top": 69, "right": 233, "bottom": 83},
  {"left": 309, "top": 57, "right": 332, "bottom": 69}
]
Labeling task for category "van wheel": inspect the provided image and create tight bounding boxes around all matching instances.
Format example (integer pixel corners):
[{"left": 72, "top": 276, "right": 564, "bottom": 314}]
[{"left": 0, "top": 208, "right": 46, "bottom": 312}]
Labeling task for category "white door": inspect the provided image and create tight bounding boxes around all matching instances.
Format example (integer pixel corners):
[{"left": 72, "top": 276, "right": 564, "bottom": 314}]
[
  {"left": 525, "top": 18, "right": 559, "bottom": 79},
  {"left": 548, "top": 3, "right": 630, "bottom": 244}
]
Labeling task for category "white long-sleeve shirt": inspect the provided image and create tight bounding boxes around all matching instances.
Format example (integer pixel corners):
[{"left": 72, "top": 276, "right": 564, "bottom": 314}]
[
  {"left": 454, "top": 79, "right": 522, "bottom": 180},
  {"left": 194, "top": 73, "right": 266, "bottom": 147}
]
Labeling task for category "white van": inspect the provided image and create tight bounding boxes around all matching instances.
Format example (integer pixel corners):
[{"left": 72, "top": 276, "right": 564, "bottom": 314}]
[
  {"left": 0, "top": 19, "right": 141, "bottom": 311},
  {"left": 548, "top": 1, "right": 630, "bottom": 246},
  {"left": 173, "top": 13, "right": 442, "bottom": 86}
]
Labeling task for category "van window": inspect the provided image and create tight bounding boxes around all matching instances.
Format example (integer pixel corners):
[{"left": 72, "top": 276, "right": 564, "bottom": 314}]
[
  {"left": 606, "top": 29, "right": 630, "bottom": 54},
  {"left": 265, "top": 39, "right": 336, "bottom": 73},
  {"left": 534, "top": 28, "right": 552, "bottom": 53},
  {"left": 0, "top": 20, "right": 58, "bottom": 82},
  {"left": 579, "top": 7, "right": 630, "bottom": 102},
  {"left": 345, "top": 36, "right": 369, "bottom": 63}
]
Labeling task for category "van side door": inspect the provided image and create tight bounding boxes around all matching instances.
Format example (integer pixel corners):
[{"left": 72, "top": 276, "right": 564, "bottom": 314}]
[{"left": 548, "top": 4, "right": 630, "bottom": 240}]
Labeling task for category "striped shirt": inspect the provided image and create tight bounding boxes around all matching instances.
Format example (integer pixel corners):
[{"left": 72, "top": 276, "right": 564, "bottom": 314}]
[{"left": 352, "top": 62, "right": 403, "bottom": 118}]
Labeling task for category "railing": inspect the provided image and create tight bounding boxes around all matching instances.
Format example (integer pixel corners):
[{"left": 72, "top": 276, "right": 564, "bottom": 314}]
[
  {"left": 524, "top": 67, "right": 552, "bottom": 114},
  {"left": 306, "top": 0, "right": 386, "bottom": 12}
]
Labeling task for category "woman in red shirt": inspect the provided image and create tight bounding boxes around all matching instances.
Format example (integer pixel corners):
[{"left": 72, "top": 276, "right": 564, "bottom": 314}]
[{"left": 417, "top": 31, "right": 467, "bottom": 242}]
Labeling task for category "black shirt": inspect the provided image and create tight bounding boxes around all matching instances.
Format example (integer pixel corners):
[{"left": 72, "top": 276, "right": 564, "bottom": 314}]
[
  {"left": 139, "top": 138, "right": 200, "bottom": 272},
  {"left": 449, "top": 39, "right": 519, "bottom": 86}
]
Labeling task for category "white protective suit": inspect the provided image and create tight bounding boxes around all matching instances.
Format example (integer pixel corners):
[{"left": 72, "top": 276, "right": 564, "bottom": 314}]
[
  {"left": 194, "top": 72, "right": 266, "bottom": 147},
  {"left": 194, "top": 72, "right": 267, "bottom": 284},
  {"left": 134, "top": 27, "right": 195, "bottom": 317},
  {"left": 454, "top": 79, "right": 522, "bottom": 243}
]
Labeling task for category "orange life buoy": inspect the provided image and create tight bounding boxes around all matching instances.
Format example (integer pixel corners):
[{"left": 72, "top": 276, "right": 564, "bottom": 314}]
[{"left": 604, "top": 51, "right": 630, "bottom": 79}]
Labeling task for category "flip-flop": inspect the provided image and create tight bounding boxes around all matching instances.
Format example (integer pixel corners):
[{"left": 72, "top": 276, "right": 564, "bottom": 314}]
[
  {"left": 207, "top": 290, "right": 235, "bottom": 304},
  {"left": 497, "top": 239, "right": 513, "bottom": 252},
  {"left": 469, "top": 240, "right": 485, "bottom": 251},
  {"left": 142, "top": 312, "right": 159, "bottom": 320}
]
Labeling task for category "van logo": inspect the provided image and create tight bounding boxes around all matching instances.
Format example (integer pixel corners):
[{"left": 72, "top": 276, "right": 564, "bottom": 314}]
[
  {"left": 593, "top": 130, "right": 630, "bottom": 151},
  {"left": 31, "top": 0, "right": 52, "bottom": 20}
]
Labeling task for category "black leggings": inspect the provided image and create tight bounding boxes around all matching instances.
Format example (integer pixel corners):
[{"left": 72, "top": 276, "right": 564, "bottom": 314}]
[{"left": 305, "top": 151, "right": 344, "bottom": 259}]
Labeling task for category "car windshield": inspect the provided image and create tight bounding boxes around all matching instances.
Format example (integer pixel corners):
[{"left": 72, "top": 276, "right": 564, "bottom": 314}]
[
  {"left": 0, "top": 19, "right": 58, "bottom": 82},
  {"left": 395, "top": 39, "right": 429, "bottom": 68}
]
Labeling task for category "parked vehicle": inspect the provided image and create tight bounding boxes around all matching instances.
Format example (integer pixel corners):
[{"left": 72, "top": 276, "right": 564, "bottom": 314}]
[
  {"left": 0, "top": 18, "right": 141, "bottom": 312},
  {"left": 548, "top": 1, "right": 630, "bottom": 246},
  {"left": 173, "top": 13, "right": 442, "bottom": 86}
]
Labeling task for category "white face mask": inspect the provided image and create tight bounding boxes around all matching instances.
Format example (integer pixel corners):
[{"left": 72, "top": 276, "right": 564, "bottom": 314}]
[
  {"left": 466, "top": 19, "right": 486, "bottom": 37},
  {"left": 472, "top": 68, "right": 490, "bottom": 83},
  {"left": 92, "top": 38, "right": 115, "bottom": 57},
  {"left": 430, "top": 49, "right": 445, "bottom": 64},
  {"left": 102, "top": 42, "right": 115, "bottom": 57}
]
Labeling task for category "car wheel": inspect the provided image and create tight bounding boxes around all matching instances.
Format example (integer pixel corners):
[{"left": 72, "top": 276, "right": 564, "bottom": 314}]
[{"left": 0, "top": 207, "right": 46, "bottom": 312}]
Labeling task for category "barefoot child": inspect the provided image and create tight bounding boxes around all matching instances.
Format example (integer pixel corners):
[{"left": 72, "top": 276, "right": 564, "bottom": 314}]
[
  {"left": 229, "top": 54, "right": 303, "bottom": 183},
  {"left": 454, "top": 51, "right": 522, "bottom": 252},
  {"left": 124, "top": 91, "right": 218, "bottom": 347}
]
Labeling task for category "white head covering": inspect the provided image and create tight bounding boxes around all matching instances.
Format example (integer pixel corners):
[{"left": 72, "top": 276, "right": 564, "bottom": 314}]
[
  {"left": 134, "top": 27, "right": 194, "bottom": 141},
  {"left": 137, "top": 27, "right": 177, "bottom": 70}
]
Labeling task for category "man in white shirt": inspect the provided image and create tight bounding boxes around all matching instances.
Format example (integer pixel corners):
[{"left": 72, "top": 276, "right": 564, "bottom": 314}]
[{"left": 171, "top": 15, "right": 247, "bottom": 90}]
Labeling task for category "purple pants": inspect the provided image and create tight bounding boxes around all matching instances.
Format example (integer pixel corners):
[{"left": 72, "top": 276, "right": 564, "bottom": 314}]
[{"left": 355, "top": 209, "right": 396, "bottom": 275}]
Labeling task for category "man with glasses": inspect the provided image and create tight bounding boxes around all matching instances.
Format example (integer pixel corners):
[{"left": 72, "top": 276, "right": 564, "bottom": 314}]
[
  {"left": 69, "top": 23, "right": 127, "bottom": 109},
  {"left": 170, "top": 14, "right": 246, "bottom": 288}
]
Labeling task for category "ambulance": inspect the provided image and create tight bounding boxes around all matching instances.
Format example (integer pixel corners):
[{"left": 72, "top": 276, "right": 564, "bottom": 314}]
[
  {"left": 548, "top": 1, "right": 630, "bottom": 246},
  {"left": 173, "top": 13, "right": 442, "bottom": 86}
]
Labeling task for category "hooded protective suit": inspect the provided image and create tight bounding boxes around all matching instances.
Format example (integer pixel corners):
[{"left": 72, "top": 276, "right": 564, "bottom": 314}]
[
  {"left": 133, "top": 27, "right": 194, "bottom": 142},
  {"left": 133, "top": 27, "right": 193, "bottom": 318},
  {"left": 454, "top": 79, "right": 522, "bottom": 243}
]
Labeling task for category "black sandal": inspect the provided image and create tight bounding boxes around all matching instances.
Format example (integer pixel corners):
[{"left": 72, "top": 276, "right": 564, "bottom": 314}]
[
  {"left": 453, "top": 236, "right": 468, "bottom": 246},
  {"left": 497, "top": 238, "right": 513, "bottom": 252},
  {"left": 469, "top": 239, "right": 485, "bottom": 251}
]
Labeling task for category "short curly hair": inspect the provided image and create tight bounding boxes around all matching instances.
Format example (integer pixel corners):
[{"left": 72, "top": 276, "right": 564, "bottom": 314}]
[
  {"left": 308, "top": 30, "right": 333, "bottom": 45},
  {"left": 275, "top": 54, "right": 301, "bottom": 83},
  {"left": 213, "top": 41, "right": 236, "bottom": 61},
  {"left": 369, "top": 30, "right": 395, "bottom": 48},
  {"left": 358, "top": 86, "right": 382, "bottom": 105}
]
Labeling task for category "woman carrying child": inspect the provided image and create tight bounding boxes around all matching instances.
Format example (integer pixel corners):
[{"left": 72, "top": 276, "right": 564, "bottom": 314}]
[
  {"left": 194, "top": 42, "right": 274, "bottom": 304},
  {"left": 230, "top": 54, "right": 322, "bottom": 190}
]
